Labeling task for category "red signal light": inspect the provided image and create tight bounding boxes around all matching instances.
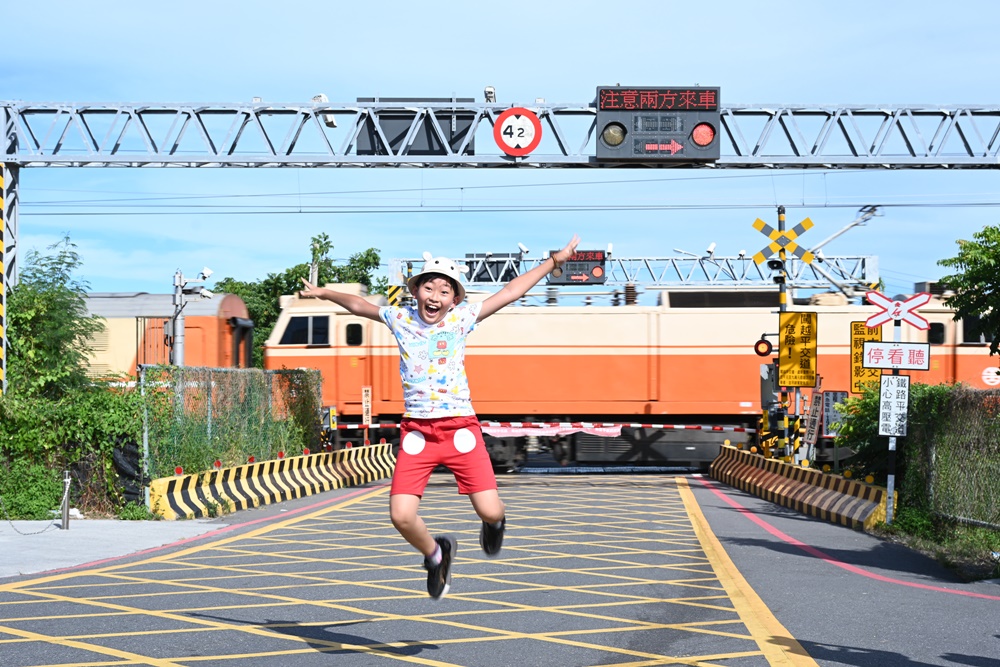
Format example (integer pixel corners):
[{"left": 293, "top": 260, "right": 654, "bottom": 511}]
[
  {"left": 692, "top": 123, "right": 716, "bottom": 147},
  {"left": 754, "top": 339, "right": 773, "bottom": 357}
]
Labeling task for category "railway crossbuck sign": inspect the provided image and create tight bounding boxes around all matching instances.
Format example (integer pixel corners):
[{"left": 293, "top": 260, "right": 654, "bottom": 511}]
[
  {"left": 865, "top": 291, "right": 932, "bottom": 330},
  {"left": 751, "top": 217, "right": 815, "bottom": 264}
]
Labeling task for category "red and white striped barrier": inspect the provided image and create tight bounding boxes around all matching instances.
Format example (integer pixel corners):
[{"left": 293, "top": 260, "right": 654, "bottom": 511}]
[{"left": 330, "top": 421, "right": 756, "bottom": 436}]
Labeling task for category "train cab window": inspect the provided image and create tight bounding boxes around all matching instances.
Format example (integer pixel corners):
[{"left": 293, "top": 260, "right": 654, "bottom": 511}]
[
  {"left": 312, "top": 316, "right": 329, "bottom": 345},
  {"left": 346, "top": 323, "right": 363, "bottom": 346},
  {"left": 279, "top": 316, "right": 330, "bottom": 345},
  {"left": 928, "top": 322, "right": 945, "bottom": 345},
  {"left": 961, "top": 314, "right": 993, "bottom": 345}
]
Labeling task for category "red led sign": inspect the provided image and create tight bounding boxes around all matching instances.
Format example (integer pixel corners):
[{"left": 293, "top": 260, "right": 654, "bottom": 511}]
[
  {"left": 568, "top": 250, "right": 606, "bottom": 262},
  {"left": 548, "top": 249, "right": 607, "bottom": 285},
  {"left": 599, "top": 88, "right": 718, "bottom": 112}
]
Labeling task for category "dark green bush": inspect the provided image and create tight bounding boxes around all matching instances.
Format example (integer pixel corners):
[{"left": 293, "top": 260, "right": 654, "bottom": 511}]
[{"left": 0, "top": 459, "right": 64, "bottom": 520}]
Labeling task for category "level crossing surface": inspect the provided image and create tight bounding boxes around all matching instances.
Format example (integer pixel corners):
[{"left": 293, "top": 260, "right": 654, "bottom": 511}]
[{"left": 1, "top": 473, "right": 997, "bottom": 667}]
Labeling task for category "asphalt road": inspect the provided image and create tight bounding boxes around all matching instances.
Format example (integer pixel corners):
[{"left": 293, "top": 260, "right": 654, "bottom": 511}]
[{"left": 1, "top": 470, "right": 998, "bottom": 666}]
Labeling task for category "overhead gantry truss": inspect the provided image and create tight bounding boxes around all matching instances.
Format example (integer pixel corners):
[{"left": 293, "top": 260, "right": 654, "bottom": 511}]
[
  {"left": 4, "top": 100, "right": 1000, "bottom": 168},
  {"left": 390, "top": 254, "right": 878, "bottom": 292}
]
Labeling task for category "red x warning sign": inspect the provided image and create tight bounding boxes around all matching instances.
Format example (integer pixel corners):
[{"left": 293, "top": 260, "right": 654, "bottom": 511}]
[{"left": 865, "top": 291, "right": 931, "bottom": 330}]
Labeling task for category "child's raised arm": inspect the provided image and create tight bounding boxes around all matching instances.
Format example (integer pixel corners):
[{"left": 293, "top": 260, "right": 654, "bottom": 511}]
[
  {"left": 298, "top": 278, "right": 383, "bottom": 322},
  {"left": 478, "top": 234, "right": 580, "bottom": 321}
]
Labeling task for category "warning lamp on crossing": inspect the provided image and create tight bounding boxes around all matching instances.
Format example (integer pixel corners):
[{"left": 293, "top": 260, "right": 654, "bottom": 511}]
[
  {"left": 601, "top": 122, "right": 628, "bottom": 147},
  {"left": 595, "top": 86, "right": 721, "bottom": 162},
  {"left": 754, "top": 338, "right": 774, "bottom": 357},
  {"left": 692, "top": 123, "right": 716, "bottom": 147}
]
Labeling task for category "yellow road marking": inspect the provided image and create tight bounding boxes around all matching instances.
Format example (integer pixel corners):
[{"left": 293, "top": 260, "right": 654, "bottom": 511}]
[
  {"left": 0, "top": 486, "right": 391, "bottom": 593},
  {"left": 677, "top": 477, "right": 820, "bottom": 667},
  {"left": 0, "top": 623, "right": 188, "bottom": 666},
  {"left": 1, "top": 478, "right": 820, "bottom": 666}
]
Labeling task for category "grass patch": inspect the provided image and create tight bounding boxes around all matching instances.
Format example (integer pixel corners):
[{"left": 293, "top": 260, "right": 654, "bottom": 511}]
[
  {"left": 117, "top": 501, "right": 162, "bottom": 521},
  {"left": 873, "top": 508, "right": 1000, "bottom": 582}
]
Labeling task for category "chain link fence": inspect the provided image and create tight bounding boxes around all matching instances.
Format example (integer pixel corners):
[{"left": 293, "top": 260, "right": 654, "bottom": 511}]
[
  {"left": 905, "top": 387, "right": 1000, "bottom": 529},
  {"left": 139, "top": 365, "right": 322, "bottom": 480}
]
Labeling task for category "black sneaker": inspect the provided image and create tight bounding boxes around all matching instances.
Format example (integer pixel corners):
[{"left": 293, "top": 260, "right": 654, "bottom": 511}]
[
  {"left": 424, "top": 535, "right": 456, "bottom": 599},
  {"left": 479, "top": 517, "right": 505, "bottom": 557}
]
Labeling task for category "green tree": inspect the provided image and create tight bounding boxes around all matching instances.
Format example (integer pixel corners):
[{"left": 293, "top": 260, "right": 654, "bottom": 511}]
[
  {"left": 6, "top": 236, "right": 104, "bottom": 398},
  {"left": 215, "top": 237, "right": 386, "bottom": 367},
  {"left": 938, "top": 225, "right": 1000, "bottom": 356}
]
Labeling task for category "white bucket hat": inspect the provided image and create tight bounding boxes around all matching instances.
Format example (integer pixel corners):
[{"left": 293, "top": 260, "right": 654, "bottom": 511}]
[{"left": 406, "top": 252, "right": 469, "bottom": 303}]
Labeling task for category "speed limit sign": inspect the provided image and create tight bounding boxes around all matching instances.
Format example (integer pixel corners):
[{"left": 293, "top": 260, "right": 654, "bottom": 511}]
[{"left": 494, "top": 107, "right": 542, "bottom": 157}]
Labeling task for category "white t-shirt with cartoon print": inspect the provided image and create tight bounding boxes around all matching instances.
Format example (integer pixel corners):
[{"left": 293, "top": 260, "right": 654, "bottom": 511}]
[{"left": 379, "top": 302, "right": 482, "bottom": 418}]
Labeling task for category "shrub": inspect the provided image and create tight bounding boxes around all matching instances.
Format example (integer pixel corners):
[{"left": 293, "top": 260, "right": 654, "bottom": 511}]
[{"left": 0, "top": 459, "right": 64, "bottom": 520}]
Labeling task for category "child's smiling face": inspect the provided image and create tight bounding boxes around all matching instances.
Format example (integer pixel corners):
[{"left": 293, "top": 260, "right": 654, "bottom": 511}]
[{"left": 412, "top": 275, "right": 458, "bottom": 325}]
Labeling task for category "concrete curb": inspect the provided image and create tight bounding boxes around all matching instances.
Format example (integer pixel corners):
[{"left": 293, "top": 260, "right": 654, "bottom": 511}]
[
  {"left": 710, "top": 445, "right": 890, "bottom": 531},
  {"left": 149, "top": 444, "right": 396, "bottom": 520}
]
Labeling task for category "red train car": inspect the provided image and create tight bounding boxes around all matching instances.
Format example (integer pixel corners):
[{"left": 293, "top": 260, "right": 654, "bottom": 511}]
[{"left": 84, "top": 292, "right": 253, "bottom": 376}]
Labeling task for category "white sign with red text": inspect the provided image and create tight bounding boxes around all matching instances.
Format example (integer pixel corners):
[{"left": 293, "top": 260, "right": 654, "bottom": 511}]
[{"left": 862, "top": 342, "right": 931, "bottom": 370}]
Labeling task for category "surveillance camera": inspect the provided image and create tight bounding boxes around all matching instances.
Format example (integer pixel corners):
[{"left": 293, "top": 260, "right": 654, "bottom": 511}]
[
  {"left": 738, "top": 249, "right": 746, "bottom": 258},
  {"left": 200, "top": 288, "right": 215, "bottom": 300},
  {"left": 706, "top": 242, "right": 716, "bottom": 256},
  {"left": 607, "top": 242, "right": 613, "bottom": 257},
  {"left": 200, "top": 266, "right": 213, "bottom": 279},
  {"left": 312, "top": 93, "right": 337, "bottom": 128},
  {"left": 517, "top": 242, "right": 530, "bottom": 254},
  {"left": 484, "top": 86, "right": 496, "bottom": 103}
]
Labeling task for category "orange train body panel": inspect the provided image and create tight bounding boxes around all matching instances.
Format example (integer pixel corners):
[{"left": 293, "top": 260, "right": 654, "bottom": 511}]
[
  {"left": 263, "top": 285, "right": 998, "bottom": 466},
  {"left": 85, "top": 293, "right": 252, "bottom": 377},
  {"left": 264, "top": 287, "right": 999, "bottom": 420}
]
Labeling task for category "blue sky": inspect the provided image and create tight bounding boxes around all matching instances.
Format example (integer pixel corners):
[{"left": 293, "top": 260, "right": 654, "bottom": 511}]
[{"left": 4, "top": 0, "right": 1000, "bottom": 300}]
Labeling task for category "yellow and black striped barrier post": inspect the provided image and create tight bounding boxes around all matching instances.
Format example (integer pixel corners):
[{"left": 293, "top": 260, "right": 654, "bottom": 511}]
[
  {"left": 148, "top": 444, "right": 397, "bottom": 520},
  {"left": 387, "top": 284, "right": 405, "bottom": 306},
  {"left": 710, "top": 445, "right": 896, "bottom": 531},
  {"left": 1, "top": 164, "right": 5, "bottom": 395}
]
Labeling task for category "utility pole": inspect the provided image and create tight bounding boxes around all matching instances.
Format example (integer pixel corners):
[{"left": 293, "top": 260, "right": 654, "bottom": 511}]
[{"left": 170, "top": 267, "right": 214, "bottom": 367}]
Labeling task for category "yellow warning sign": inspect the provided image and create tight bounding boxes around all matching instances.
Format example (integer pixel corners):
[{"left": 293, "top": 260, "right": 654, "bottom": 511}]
[
  {"left": 778, "top": 312, "right": 817, "bottom": 388},
  {"left": 850, "top": 320, "right": 882, "bottom": 394}
]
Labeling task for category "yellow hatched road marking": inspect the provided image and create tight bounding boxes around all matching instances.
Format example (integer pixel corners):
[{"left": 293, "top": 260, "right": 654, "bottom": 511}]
[{"left": 1, "top": 478, "right": 821, "bottom": 666}]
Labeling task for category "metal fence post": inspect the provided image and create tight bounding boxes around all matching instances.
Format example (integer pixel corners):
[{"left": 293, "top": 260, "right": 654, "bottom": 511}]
[{"left": 60, "top": 470, "right": 70, "bottom": 529}]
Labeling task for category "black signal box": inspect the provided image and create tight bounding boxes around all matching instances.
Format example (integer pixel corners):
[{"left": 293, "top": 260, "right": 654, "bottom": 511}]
[
  {"left": 547, "top": 250, "right": 607, "bottom": 285},
  {"left": 596, "top": 86, "right": 721, "bottom": 162}
]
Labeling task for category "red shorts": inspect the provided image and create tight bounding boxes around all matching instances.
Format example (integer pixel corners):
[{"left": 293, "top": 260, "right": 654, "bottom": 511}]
[{"left": 390, "top": 415, "right": 497, "bottom": 497}]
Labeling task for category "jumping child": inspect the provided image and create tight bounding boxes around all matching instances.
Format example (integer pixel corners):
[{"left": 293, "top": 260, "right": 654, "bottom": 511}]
[{"left": 298, "top": 234, "right": 579, "bottom": 599}]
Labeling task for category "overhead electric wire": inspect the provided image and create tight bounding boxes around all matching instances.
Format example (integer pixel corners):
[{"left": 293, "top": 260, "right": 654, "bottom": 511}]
[
  {"left": 27, "top": 169, "right": 874, "bottom": 205},
  {"left": 20, "top": 200, "right": 1000, "bottom": 217}
]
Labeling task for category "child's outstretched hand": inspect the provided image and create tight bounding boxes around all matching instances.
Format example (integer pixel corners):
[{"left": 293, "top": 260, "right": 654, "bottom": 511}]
[
  {"left": 551, "top": 234, "right": 581, "bottom": 266},
  {"left": 299, "top": 277, "right": 320, "bottom": 298}
]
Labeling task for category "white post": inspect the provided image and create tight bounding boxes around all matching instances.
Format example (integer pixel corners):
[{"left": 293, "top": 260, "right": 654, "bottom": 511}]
[{"left": 173, "top": 269, "right": 186, "bottom": 366}]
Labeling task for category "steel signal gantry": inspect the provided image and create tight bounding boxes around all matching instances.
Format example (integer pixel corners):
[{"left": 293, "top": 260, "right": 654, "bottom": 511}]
[
  {"left": 5, "top": 100, "right": 1000, "bottom": 168},
  {"left": 391, "top": 253, "right": 878, "bottom": 293}
]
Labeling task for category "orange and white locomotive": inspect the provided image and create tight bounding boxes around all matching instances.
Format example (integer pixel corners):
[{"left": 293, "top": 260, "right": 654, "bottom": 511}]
[{"left": 264, "top": 283, "right": 997, "bottom": 469}]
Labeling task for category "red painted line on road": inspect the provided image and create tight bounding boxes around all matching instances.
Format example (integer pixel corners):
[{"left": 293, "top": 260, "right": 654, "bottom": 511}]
[
  {"left": 696, "top": 477, "right": 1000, "bottom": 601},
  {"left": 41, "top": 483, "right": 390, "bottom": 575}
]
